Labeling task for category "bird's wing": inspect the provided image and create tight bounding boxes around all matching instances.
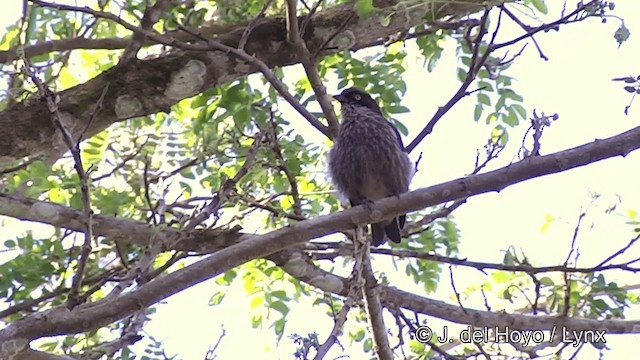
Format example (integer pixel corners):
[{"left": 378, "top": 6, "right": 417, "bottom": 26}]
[{"left": 387, "top": 120, "right": 406, "bottom": 152}]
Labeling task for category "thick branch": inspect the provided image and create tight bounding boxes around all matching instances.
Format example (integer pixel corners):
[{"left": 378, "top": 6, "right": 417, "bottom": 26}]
[
  {"left": 0, "top": 0, "right": 486, "bottom": 165},
  {"left": 271, "top": 248, "right": 640, "bottom": 333},
  {"left": 1, "top": 123, "right": 640, "bottom": 343}
]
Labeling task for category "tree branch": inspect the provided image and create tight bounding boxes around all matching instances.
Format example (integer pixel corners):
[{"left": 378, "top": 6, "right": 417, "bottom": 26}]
[
  {"left": 118, "top": 0, "right": 172, "bottom": 64},
  {"left": 286, "top": 0, "right": 340, "bottom": 137},
  {"left": 1, "top": 0, "right": 487, "bottom": 166},
  {"left": 2, "top": 122, "right": 640, "bottom": 345}
]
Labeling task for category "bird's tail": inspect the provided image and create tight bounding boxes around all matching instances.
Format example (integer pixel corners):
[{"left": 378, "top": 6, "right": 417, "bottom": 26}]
[{"left": 371, "top": 215, "right": 405, "bottom": 246}]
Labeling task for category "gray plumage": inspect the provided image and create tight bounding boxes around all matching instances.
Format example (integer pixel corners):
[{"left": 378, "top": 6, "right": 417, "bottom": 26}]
[{"left": 328, "top": 87, "right": 413, "bottom": 246}]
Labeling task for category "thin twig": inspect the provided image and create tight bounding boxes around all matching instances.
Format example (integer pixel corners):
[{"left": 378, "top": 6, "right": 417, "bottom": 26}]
[
  {"left": 79, "top": 84, "right": 110, "bottom": 144},
  {"left": 285, "top": 0, "right": 340, "bottom": 136},
  {"left": 267, "top": 108, "right": 303, "bottom": 216},
  {"left": 307, "top": 239, "right": 640, "bottom": 275},
  {"left": 119, "top": 0, "right": 171, "bottom": 63},
  {"left": 406, "top": 9, "right": 492, "bottom": 153},
  {"left": 238, "top": 0, "right": 275, "bottom": 51},
  {"left": 314, "top": 282, "right": 357, "bottom": 359},
  {"left": 20, "top": 55, "right": 95, "bottom": 310},
  {"left": 183, "top": 128, "right": 267, "bottom": 231},
  {"left": 176, "top": 24, "right": 331, "bottom": 139}
]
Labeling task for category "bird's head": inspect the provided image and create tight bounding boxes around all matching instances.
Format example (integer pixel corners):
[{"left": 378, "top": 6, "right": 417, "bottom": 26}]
[{"left": 333, "top": 87, "right": 382, "bottom": 114}]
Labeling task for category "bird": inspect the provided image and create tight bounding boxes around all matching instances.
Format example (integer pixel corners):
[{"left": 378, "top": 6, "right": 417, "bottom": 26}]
[{"left": 327, "top": 87, "right": 413, "bottom": 246}]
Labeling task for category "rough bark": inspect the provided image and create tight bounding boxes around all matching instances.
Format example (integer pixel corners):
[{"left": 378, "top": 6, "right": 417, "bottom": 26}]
[{"left": 0, "top": 0, "right": 486, "bottom": 166}]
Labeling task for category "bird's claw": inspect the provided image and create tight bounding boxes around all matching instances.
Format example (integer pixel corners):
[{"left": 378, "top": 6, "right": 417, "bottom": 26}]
[{"left": 361, "top": 199, "right": 375, "bottom": 212}]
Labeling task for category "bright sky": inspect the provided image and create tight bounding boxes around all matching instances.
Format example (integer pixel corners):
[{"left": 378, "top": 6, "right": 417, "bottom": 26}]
[{"left": 1, "top": 1, "right": 640, "bottom": 359}]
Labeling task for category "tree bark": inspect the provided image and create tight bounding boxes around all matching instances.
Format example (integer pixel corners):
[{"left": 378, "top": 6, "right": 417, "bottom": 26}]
[{"left": 0, "top": 0, "right": 486, "bottom": 166}]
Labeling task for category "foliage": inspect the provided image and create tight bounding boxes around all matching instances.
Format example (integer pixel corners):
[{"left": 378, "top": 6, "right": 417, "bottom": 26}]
[{"left": 0, "top": 0, "right": 637, "bottom": 359}]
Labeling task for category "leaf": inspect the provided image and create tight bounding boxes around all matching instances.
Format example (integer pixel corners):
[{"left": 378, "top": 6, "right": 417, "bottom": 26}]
[
  {"left": 457, "top": 68, "right": 467, "bottom": 82},
  {"left": 474, "top": 104, "right": 483, "bottom": 122},
  {"left": 272, "top": 317, "right": 286, "bottom": 338},
  {"left": 269, "top": 300, "right": 289, "bottom": 316},
  {"left": 387, "top": 105, "right": 410, "bottom": 114},
  {"left": 409, "top": 339, "right": 425, "bottom": 353},
  {"left": 379, "top": 14, "right": 391, "bottom": 27},
  {"left": 529, "top": 0, "right": 548, "bottom": 14},
  {"left": 502, "top": 90, "right": 524, "bottom": 102},
  {"left": 612, "top": 76, "right": 637, "bottom": 83},
  {"left": 503, "top": 110, "right": 518, "bottom": 126},
  {"left": 624, "top": 86, "right": 636, "bottom": 93},
  {"left": 495, "top": 95, "right": 506, "bottom": 110},
  {"left": 478, "top": 93, "right": 491, "bottom": 106},
  {"left": 591, "top": 298, "right": 609, "bottom": 311},
  {"left": 485, "top": 112, "right": 498, "bottom": 124},
  {"left": 354, "top": 0, "right": 375, "bottom": 19},
  {"left": 511, "top": 104, "right": 527, "bottom": 120},
  {"left": 539, "top": 277, "right": 554, "bottom": 286},
  {"left": 250, "top": 295, "right": 264, "bottom": 309},
  {"left": 614, "top": 23, "right": 630, "bottom": 47},
  {"left": 363, "top": 338, "right": 373, "bottom": 352}
]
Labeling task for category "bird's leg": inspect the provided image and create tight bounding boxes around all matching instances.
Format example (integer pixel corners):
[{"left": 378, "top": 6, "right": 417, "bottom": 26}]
[
  {"left": 350, "top": 198, "right": 375, "bottom": 212},
  {"left": 361, "top": 199, "right": 375, "bottom": 212}
]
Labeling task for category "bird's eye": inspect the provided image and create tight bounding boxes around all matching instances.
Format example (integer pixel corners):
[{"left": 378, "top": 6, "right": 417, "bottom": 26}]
[{"left": 354, "top": 94, "right": 361, "bottom": 101}]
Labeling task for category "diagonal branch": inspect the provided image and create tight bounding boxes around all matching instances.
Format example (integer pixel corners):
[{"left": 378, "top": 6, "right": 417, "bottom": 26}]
[
  {"left": 405, "top": 0, "right": 602, "bottom": 153},
  {"left": 1, "top": 121, "right": 640, "bottom": 259},
  {"left": 2, "top": 0, "right": 489, "bottom": 166},
  {"left": 118, "top": 0, "right": 172, "bottom": 64},
  {"left": 286, "top": 0, "right": 340, "bottom": 137},
  {"left": 2, "top": 122, "right": 640, "bottom": 344},
  {"left": 20, "top": 57, "right": 95, "bottom": 310}
]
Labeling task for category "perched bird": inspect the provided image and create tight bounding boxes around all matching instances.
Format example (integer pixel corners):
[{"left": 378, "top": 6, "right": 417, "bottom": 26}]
[{"left": 328, "top": 87, "right": 413, "bottom": 246}]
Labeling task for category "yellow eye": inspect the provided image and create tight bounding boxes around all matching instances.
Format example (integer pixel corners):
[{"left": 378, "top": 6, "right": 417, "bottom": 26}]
[{"left": 354, "top": 94, "right": 361, "bottom": 100}]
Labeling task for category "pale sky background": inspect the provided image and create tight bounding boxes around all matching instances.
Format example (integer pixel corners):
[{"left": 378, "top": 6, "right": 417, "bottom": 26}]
[{"left": 1, "top": 1, "right": 640, "bottom": 359}]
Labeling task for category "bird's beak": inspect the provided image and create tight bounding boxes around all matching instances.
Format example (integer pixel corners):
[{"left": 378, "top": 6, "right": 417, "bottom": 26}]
[{"left": 333, "top": 94, "right": 346, "bottom": 103}]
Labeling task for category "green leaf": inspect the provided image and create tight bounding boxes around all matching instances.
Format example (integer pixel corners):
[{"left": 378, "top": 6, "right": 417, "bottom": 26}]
[
  {"left": 457, "top": 68, "right": 467, "bottom": 82},
  {"left": 387, "top": 105, "right": 410, "bottom": 114},
  {"left": 379, "top": 14, "right": 391, "bottom": 27},
  {"left": 209, "top": 291, "right": 226, "bottom": 305},
  {"left": 251, "top": 314, "right": 262, "bottom": 328},
  {"left": 352, "top": 328, "right": 365, "bottom": 341},
  {"left": 502, "top": 90, "right": 524, "bottom": 102},
  {"left": 503, "top": 109, "right": 519, "bottom": 126},
  {"left": 495, "top": 94, "right": 507, "bottom": 110},
  {"left": 409, "top": 339, "right": 426, "bottom": 354},
  {"left": 474, "top": 104, "right": 483, "bottom": 122},
  {"left": 539, "top": 276, "right": 554, "bottom": 286},
  {"left": 363, "top": 337, "right": 373, "bottom": 352},
  {"left": 354, "top": 0, "right": 375, "bottom": 19},
  {"left": 273, "top": 318, "right": 286, "bottom": 337},
  {"left": 270, "top": 290, "right": 288, "bottom": 300},
  {"left": 478, "top": 93, "right": 491, "bottom": 106},
  {"left": 591, "top": 298, "right": 609, "bottom": 311},
  {"left": 270, "top": 300, "right": 289, "bottom": 316},
  {"left": 529, "top": 0, "right": 548, "bottom": 14},
  {"left": 511, "top": 104, "right": 527, "bottom": 120}
]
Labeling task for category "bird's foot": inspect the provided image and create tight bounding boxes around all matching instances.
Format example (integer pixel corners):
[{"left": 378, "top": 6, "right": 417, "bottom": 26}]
[
  {"left": 361, "top": 199, "right": 375, "bottom": 212},
  {"left": 360, "top": 200, "right": 383, "bottom": 221}
]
